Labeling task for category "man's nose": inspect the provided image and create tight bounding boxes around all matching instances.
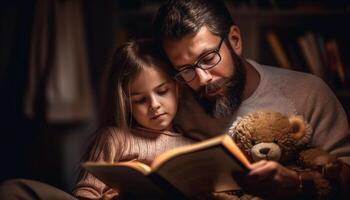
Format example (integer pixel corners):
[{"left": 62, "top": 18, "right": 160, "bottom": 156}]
[{"left": 195, "top": 67, "right": 212, "bottom": 86}]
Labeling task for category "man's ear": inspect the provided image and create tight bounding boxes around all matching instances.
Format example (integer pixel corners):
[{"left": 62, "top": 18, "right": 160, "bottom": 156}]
[{"left": 227, "top": 25, "right": 243, "bottom": 56}]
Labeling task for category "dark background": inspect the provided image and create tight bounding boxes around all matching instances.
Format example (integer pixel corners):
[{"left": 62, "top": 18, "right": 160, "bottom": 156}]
[{"left": 1, "top": 0, "right": 349, "bottom": 193}]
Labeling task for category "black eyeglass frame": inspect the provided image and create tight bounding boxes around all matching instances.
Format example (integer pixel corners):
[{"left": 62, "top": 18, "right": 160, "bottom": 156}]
[{"left": 173, "top": 36, "right": 225, "bottom": 83}]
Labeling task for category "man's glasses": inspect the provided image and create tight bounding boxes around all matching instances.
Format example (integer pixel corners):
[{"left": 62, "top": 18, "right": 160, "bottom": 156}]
[{"left": 174, "top": 36, "right": 225, "bottom": 83}]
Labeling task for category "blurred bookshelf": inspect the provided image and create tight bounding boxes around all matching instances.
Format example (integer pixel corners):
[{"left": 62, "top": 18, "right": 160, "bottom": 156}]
[{"left": 111, "top": 0, "right": 350, "bottom": 119}]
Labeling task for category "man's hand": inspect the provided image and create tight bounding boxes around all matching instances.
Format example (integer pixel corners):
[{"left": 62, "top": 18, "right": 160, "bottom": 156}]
[{"left": 234, "top": 160, "right": 300, "bottom": 199}]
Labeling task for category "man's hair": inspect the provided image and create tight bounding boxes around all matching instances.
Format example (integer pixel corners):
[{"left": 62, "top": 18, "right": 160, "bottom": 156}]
[{"left": 153, "top": 0, "right": 235, "bottom": 40}]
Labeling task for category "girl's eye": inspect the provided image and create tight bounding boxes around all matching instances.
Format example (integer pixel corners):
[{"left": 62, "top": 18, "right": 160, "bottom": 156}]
[
  {"left": 157, "top": 88, "right": 169, "bottom": 95},
  {"left": 134, "top": 97, "right": 147, "bottom": 104}
]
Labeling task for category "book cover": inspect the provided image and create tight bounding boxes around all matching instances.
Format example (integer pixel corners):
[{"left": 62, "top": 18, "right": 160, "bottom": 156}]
[{"left": 82, "top": 134, "right": 251, "bottom": 199}]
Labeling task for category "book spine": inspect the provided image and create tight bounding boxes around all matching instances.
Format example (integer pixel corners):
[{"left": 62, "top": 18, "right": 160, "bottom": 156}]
[
  {"left": 298, "top": 35, "right": 321, "bottom": 77},
  {"left": 325, "top": 39, "right": 346, "bottom": 84},
  {"left": 305, "top": 31, "right": 324, "bottom": 78},
  {"left": 266, "top": 31, "right": 292, "bottom": 69}
]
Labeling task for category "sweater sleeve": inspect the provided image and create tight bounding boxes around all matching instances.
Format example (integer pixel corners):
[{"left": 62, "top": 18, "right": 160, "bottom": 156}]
[
  {"left": 298, "top": 76, "right": 350, "bottom": 165},
  {"left": 72, "top": 128, "right": 125, "bottom": 200},
  {"left": 73, "top": 173, "right": 118, "bottom": 200}
]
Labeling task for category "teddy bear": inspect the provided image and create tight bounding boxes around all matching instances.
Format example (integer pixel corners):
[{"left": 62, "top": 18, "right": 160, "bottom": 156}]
[{"left": 227, "top": 111, "right": 342, "bottom": 200}]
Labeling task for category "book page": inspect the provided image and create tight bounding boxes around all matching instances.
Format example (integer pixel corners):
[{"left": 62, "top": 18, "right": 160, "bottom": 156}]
[
  {"left": 153, "top": 146, "right": 248, "bottom": 198},
  {"left": 82, "top": 162, "right": 166, "bottom": 197},
  {"left": 151, "top": 134, "right": 250, "bottom": 170}
]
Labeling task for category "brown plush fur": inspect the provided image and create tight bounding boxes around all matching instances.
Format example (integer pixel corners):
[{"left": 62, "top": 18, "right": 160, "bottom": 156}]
[
  {"left": 230, "top": 111, "right": 309, "bottom": 164},
  {"left": 229, "top": 111, "right": 341, "bottom": 199}
]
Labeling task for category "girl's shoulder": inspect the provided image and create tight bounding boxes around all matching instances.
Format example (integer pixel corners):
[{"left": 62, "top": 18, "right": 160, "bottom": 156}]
[
  {"left": 98, "top": 126, "right": 129, "bottom": 136},
  {"left": 102, "top": 126, "right": 132, "bottom": 142},
  {"left": 88, "top": 126, "right": 133, "bottom": 162},
  {"left": 88, "top": 126, "right": 132, "bottom": 152}
]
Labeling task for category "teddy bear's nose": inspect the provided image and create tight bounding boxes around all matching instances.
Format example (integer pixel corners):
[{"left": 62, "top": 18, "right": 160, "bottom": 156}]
[{"left": 259, "top": 147, "right": 270, "bottom": 155}]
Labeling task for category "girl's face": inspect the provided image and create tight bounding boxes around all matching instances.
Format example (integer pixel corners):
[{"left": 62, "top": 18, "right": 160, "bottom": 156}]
[{"left": 129, "top": 67, "right": 178, "bottom": 131}]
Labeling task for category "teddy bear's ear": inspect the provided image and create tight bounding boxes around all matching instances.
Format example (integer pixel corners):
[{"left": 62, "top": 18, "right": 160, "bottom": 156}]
[{"left": 289, "top": 116, "right": 307, "bottom": 140}]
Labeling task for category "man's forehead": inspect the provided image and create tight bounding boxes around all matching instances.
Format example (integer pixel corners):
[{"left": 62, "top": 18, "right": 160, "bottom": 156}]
[
  {"left": 163, "top": 27, "right": 220, "bottom": 68},
  {"left": 163, "top": 37, "right": 198, "bottom": 63}
]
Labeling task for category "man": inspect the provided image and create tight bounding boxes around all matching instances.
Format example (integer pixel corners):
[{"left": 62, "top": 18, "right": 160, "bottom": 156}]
[{"left": 153, "top": 0, "right": 350, "bottom": 199}]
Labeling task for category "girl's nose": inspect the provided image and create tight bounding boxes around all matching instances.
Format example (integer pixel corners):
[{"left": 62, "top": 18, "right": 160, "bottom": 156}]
[{"left": 149, "top": 95, "right": 161, "bottom": 112}]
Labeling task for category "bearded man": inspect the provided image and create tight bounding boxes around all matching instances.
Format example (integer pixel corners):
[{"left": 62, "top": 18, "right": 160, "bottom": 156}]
[{"left": 153, "top": 0, "right": 350, "bottom": 199}]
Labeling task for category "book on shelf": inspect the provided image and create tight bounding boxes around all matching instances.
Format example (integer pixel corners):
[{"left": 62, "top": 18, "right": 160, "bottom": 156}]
[
  {"left": 266, "top": 31, "right": 292, "bottom": 70},
  {"left": 304, "top": 32, "right": 325, "bottom": 77},
  {"left": 284, "top": 37, "right": 306, "bottom": 72},
  {"left": 297, "top": 33, "right": 324, "bottom": 78},
  {"left": 272, "top": 31, "right": 306, "bottom": 72},
  {"left": 315, "top": 34, "right": 328, "bottom": 73},
  {"left": 325, "top": 39, "right": 346, "bottom": 84},
  {"left": 82, "top": 134, "right": 251, "bottom": 199}
]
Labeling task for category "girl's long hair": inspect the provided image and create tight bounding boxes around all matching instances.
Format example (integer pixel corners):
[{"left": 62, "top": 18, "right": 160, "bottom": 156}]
[{"left": 77, "top": 39, "right": 175, "bottom": 180}]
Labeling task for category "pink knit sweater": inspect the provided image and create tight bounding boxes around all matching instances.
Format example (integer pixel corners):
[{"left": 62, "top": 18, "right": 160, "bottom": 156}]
[{"left": 73, "top": 127, "right": 194, "bottom": 200}]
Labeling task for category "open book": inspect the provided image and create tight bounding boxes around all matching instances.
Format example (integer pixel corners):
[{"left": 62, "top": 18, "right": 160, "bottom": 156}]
[{"left": 82, "top": 134, "right": 251, "bottom": 199}]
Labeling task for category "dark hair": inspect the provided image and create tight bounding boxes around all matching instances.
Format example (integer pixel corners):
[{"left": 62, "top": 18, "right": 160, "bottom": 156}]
[{"left": 153, "top": 0, "right": 235, "bottom": 41}]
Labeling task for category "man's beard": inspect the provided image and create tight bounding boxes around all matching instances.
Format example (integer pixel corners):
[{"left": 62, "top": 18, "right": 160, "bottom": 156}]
[{"left": 195, "top": 42, "right": 246, "bottom": 118}]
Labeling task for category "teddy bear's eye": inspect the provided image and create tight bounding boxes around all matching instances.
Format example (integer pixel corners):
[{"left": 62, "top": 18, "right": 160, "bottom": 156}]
[
  {"left": 251, "top": 141, "right": 256, "bottom": 145},
  {"left": 273, "top": 139, "right": 278, "bottom": 144}
]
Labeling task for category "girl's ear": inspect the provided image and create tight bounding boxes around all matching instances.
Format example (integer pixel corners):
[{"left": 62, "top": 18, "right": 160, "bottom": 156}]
[{"left": 227, "top": 25, "right": 243, "bottom": 56}]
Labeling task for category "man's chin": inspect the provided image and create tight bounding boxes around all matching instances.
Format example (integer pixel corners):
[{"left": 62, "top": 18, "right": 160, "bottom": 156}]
[
  {"left": 212, "top": 95, "right": 239, "bottom": 118},
  {"left": 195, "top": 86, "right": 242, "bottom": 118},
  {"left": 196, "top": 95, "right": 231, "bottom": 118}
]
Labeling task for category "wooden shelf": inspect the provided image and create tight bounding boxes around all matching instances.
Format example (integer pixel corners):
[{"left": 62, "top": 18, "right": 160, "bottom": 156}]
[
  {"left": 114, "top": 5, "right": 350, "bottom": 19},
  {"left": 230, "top": 8, "right": 350, "bottom": 17}
]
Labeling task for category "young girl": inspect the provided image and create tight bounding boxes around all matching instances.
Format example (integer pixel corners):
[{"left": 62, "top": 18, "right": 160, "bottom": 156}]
[{"left": 72, "top": 39, "right": 195, "bottom": 199}]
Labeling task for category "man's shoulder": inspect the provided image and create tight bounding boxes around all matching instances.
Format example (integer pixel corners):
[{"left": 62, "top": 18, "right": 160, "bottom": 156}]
[{"left": 252, "top": 60, "right": 327, "bottom": 89}]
